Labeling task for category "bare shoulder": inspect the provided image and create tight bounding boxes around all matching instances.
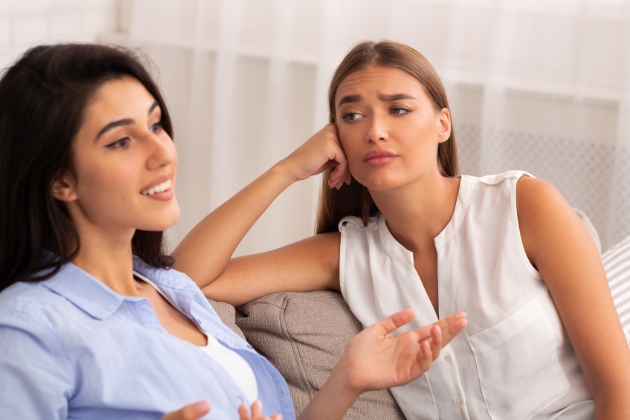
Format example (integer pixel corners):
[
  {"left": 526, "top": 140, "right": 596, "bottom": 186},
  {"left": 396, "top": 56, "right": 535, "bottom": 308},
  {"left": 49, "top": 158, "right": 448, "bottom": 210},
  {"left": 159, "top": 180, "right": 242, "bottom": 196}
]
[{"left": 515, "top": 175, "right": 597, "bottom": 268}]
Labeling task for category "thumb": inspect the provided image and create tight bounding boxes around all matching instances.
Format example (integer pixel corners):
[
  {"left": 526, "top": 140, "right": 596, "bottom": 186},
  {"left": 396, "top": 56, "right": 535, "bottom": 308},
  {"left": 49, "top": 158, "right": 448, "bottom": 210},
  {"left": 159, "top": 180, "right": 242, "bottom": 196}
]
[{"left": 162, "top": 401, "right": 211, "bottom": 420}]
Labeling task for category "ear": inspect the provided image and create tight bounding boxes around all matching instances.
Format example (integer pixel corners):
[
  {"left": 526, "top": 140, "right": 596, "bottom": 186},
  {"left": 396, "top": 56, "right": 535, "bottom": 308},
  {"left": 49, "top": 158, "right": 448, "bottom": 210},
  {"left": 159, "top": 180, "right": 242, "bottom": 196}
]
[
  {"left": 437, "top": 108, "right": 452, "bottom": 144},
  {"left": 51, "top": 172, "right": 78, "bottom": 202}
]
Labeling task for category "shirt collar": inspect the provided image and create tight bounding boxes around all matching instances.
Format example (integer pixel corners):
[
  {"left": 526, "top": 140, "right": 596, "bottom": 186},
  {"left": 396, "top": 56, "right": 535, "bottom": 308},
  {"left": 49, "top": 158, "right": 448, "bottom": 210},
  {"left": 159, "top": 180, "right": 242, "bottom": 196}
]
[{"left": 42, "top": 262, "right": 126, "bottom": 320}]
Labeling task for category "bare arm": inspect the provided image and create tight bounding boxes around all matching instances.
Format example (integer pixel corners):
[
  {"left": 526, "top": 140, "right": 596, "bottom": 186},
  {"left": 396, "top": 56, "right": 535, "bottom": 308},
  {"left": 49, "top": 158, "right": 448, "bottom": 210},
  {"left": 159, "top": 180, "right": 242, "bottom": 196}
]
[
  {"left": 517, "top": 177, "right": 630, "bottom": 419},
  {"left": 172, "top": 124, "right": 350, "bottom": 297},
  {"left": 202, "top": 232, "right": 341, "bottom": 306}
]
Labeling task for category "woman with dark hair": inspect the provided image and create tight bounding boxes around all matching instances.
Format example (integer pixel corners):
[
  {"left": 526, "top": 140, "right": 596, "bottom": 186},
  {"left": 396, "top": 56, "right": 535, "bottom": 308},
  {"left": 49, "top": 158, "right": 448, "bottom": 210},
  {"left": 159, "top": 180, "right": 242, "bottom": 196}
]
[
  {"left": 180, "top": 41, "right": 630, "bottom": 419},
  {"left": 0, "top": 44, "right": 467, "bottom": 420}
]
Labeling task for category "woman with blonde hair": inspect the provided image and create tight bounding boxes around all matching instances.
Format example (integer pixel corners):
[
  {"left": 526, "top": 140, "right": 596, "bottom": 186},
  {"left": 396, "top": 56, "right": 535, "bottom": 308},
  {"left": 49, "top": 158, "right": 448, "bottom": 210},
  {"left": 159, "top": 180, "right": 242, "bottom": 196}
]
[{"left": 176, "top": 41, "right": 630, "bottom": 419}]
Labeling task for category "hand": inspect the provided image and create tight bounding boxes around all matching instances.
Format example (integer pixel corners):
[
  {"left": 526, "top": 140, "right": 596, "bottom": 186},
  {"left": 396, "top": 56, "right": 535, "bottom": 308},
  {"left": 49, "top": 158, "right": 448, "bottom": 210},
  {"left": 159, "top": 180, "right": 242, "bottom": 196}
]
[
  {"left": 335, "top": 310, "right": 467, "bottom": 395},
  {"left": 279, "top": 124, "right": 351, "bottom": 189},
  {"left": 162, "top": 401, "right": 211, "bottom": 420},
  {"left": 238, "top": 400, "right": 282, "bottom": 420}
]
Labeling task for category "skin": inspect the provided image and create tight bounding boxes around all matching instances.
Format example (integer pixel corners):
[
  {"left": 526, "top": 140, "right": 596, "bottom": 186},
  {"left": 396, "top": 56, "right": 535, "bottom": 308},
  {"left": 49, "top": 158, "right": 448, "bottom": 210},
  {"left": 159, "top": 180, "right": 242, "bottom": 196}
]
[
  {"left": 176, "top": 66, "right": 630, "bottom": 418},
  {"left": 49, "top": 75, "right": 467, "bottom": 420}
]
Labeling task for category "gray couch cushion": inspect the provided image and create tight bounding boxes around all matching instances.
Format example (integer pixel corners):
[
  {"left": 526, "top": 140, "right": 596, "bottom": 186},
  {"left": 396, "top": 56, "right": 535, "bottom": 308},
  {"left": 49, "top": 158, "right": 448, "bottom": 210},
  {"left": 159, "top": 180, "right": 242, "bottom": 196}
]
[
  {"left": 208, "top": 298, "right": 247, "bottom": 340},
  {"left": 602, "top": 235, "right": 630, "bottom": 345},
  {"left": 236, "top": 291, "right": 405, "bottom": 419}
]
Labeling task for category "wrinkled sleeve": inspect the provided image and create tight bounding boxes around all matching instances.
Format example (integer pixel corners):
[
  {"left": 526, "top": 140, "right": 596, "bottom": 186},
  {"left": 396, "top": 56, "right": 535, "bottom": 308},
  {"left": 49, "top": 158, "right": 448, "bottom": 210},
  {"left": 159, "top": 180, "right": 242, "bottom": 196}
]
[{"left": 0, "top": 309, "right": 74, "bottom": 420}]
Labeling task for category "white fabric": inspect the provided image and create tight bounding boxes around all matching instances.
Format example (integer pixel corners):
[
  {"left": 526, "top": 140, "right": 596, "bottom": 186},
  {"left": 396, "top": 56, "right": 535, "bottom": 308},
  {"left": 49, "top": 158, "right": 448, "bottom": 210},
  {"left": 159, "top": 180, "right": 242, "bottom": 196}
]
[
  {"left": 198, "top": 334, "right": 259, "bottom": 405},
  {"left": 338, "top": 171, "right": 594, "bottom": 420},
  {"left": 134, "top": 272, "right": 259, "bottom": 405},
  {"left": 127, "top": 0, "right": 630, "bottom": 254}
]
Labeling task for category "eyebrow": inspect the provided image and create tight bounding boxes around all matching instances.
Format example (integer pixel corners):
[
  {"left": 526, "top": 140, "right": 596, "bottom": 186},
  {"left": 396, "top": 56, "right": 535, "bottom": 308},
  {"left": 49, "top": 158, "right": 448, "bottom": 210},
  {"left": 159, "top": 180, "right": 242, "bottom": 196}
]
[
  {"left": 337, "top": 93, "right": 417, "bottom": 107},
  {"left": 95, "top": 101, "right": 160, "bottom": 141}
]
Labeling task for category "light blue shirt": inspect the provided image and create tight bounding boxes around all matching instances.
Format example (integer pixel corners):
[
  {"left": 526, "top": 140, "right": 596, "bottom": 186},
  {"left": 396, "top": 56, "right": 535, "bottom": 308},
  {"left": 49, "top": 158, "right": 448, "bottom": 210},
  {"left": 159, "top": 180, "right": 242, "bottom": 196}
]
[{"left": 0, "top": 256, "right": 295, "bottom": 419}]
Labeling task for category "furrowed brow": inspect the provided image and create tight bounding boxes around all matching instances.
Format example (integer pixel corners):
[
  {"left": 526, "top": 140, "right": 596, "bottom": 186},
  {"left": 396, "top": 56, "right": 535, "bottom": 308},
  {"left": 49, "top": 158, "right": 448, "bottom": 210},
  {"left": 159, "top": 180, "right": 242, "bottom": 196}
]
[
  {"left": 379, "top": 93, "right": 416, "bottom": 102},
  {"left": 338, "top": 94, "right": 363, "bottom": 107}
]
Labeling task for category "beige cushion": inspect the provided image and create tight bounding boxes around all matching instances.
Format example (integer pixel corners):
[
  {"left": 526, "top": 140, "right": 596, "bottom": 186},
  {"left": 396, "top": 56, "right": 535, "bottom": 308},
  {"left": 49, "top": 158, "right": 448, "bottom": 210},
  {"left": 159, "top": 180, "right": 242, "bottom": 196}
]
[
  {"left": 236, "top": 291, "right": 405, "bottom": 419},
  {"left": 208, "top": 298, "right": 247, "bottom": 341}
]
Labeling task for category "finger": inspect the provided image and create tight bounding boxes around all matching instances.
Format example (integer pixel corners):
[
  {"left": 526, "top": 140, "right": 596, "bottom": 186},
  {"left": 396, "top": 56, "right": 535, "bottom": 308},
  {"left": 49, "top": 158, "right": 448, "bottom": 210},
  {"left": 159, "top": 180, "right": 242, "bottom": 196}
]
[
  {"left": 162, "top": 401, "right": 211, "bottom": 420},
  {"left": 412, "top": 339, "right": 433, "bottom": 378},
  {"left": 370, "top": 308, "right": 415, "bottom": 336},
  {"left": 238, "top": 404, "right": 250, "bottom": 420},
  {"left": 435, "top": 313, "right": 467, "bottom": 345},
  {"left": 271, "top": 415, "right": 283, "bottom": 420},
  {"left": 251, "top": 401, "right": 263, "bottom": 418},
  {"left": 429, "top": 325, "right": 443, "bottom": 361}
]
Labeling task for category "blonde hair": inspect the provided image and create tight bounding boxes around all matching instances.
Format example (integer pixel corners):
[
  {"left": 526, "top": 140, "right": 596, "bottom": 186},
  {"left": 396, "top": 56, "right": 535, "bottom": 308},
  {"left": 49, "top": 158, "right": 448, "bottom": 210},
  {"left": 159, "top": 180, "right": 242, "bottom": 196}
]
[{"left": 315, "top": 40, "right": 460, "bottom": 234}]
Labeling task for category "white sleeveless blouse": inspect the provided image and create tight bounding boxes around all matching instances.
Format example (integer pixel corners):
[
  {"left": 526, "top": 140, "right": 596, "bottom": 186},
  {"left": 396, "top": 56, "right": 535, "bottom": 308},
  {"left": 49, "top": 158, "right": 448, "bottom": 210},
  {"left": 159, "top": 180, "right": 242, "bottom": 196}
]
[{"left": 338, "top": 171, "right": 594, "bottom": 420}]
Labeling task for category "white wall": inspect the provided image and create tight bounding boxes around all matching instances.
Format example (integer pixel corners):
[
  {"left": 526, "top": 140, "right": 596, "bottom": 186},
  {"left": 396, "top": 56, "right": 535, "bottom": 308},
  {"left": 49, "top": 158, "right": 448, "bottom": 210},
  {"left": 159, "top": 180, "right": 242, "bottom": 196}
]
[{"left": 0, "top": 0, "right": 117, "bottom": 72}]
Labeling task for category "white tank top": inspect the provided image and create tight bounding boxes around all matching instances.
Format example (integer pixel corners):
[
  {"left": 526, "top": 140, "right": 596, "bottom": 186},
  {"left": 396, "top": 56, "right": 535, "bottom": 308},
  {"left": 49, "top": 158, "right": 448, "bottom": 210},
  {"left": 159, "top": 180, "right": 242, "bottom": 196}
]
[
  {"left": 134, "top": 272, "right": 258, "bottom": 405},
  {"left": 338, "top": 171, "right": 594, "bottom": 420}
]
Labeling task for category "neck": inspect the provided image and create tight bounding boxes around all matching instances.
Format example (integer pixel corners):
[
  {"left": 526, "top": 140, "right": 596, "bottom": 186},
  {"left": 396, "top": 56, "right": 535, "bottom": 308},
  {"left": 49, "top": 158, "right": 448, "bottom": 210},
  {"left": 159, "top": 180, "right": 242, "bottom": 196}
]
[
  {"left": 70, "top": 223, "right": 139, "bottom": 296},
  {"left": 369, "top": 171, "right": 460, "bottom": 253}
]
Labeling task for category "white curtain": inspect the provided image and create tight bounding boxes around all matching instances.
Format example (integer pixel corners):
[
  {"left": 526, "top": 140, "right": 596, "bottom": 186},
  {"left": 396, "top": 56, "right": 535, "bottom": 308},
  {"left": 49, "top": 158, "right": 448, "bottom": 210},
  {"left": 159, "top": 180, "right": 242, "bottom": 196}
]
[{"left": 128, "top": 0, "right": 630, "bottom": 254}]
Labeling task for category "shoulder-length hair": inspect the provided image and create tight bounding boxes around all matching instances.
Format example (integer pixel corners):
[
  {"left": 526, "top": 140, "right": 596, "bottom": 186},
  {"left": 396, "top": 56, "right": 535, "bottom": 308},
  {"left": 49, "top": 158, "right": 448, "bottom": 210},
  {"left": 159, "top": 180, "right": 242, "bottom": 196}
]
[
  {"left": 315, "top": 40, "right": 460, "bottom": 234},
  {"left": 0, "top": 43, "right": 174, "bottom": 292}
]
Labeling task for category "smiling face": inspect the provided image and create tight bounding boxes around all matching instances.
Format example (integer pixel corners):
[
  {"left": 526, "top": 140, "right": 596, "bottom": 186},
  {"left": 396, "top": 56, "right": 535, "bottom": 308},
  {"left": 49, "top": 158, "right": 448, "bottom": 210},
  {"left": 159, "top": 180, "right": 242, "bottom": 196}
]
[
  {"left": 335, "top": 66, "right": 451, "bottom": 192},
  {"left": 53, "top": 76, "right": 179, "bottom": 237}
]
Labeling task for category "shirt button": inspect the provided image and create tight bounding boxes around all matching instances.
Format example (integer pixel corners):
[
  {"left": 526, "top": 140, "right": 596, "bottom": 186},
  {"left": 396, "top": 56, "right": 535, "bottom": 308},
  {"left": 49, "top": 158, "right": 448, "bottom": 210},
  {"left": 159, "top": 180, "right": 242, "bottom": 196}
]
[
  {"left": 454, "top": 396, "right": 463, "bottom": 405},
  {"left": 444, "top": 355, "right": 451, "bottom": 363}
]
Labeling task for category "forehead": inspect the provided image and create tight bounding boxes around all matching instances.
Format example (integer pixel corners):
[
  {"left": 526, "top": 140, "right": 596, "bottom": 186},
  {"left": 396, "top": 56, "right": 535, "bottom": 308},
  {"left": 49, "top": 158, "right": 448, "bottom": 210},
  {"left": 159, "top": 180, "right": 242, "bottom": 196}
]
[
  {"left": 85, "top": 76, "right": 154, "bottom": 117},
  {"left": 335, "top": 66, "right": 426, "bottom": 102}
]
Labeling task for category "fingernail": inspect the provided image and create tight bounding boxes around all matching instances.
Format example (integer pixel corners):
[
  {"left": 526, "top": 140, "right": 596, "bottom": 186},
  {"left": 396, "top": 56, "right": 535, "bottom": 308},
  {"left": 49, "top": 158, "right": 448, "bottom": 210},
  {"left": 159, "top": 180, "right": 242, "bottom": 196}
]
[
  {"left": 194, "top": 401, "right": 210, "bottom": 414},
  {"left": 254, "top": 400, "right": 262, "bottom": 410},
  {"left": 435, "top": 326, "right": 442, "bottom": 336}
]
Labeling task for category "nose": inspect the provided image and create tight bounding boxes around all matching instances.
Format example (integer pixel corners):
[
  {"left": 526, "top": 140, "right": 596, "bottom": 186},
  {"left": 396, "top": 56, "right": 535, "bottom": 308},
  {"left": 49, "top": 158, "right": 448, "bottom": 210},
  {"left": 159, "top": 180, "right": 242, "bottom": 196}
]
[
  {"left": 366, "top": 114, "right": 387, "bottom": 143},
  {"left": 146, "top": 130, "right": 176, "bottom": 170}
]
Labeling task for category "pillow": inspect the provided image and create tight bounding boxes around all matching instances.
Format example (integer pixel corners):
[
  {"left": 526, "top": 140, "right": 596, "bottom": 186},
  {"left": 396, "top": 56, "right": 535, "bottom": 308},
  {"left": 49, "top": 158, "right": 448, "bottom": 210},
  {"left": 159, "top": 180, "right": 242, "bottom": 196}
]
[
  {"left": 236, "top": 291, "right": 405, "bottom": 419},
  {"left": 208, "top": 298, "right": 247, "bottom": 340},
  {"left": 602, "top": 235, "right": 630, "bottom": 345}
]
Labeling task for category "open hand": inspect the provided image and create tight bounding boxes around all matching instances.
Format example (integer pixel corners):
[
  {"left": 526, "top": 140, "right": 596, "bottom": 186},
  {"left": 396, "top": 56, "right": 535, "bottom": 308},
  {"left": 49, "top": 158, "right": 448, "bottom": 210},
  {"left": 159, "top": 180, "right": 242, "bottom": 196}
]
[
  {"left": 280, "top": 124, "right": 351, "bottom": 189},
  {"left": 336, "top": 310, "right": 467, "bottom": 395}
]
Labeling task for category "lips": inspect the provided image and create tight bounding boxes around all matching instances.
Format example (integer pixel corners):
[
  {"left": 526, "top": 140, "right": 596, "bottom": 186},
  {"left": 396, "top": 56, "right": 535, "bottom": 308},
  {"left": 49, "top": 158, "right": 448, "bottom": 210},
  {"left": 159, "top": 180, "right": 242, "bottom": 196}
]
[
  {"left": 141, "top": 174, "right": 173, "bottom": 196},
  {"left": 364, "top": 149, "right": 398, "bottom": 166}
]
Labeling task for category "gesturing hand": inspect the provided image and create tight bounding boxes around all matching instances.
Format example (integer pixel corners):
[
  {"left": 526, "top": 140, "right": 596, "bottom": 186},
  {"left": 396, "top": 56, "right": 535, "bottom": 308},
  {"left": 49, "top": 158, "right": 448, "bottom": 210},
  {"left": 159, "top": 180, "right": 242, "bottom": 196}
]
[
  {"left": 280, "top": 124, "right": 351, "bottom": 189},
  {"left": 335, "top": 310, "right": 467, "bottom": 395}
]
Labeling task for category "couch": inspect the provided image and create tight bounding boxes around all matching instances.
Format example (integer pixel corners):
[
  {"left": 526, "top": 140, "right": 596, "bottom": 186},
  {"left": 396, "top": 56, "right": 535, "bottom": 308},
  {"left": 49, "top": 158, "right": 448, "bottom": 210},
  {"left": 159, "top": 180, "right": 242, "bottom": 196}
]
[{"left": 208, "top": 211, "right": 630, "bottom": 419}]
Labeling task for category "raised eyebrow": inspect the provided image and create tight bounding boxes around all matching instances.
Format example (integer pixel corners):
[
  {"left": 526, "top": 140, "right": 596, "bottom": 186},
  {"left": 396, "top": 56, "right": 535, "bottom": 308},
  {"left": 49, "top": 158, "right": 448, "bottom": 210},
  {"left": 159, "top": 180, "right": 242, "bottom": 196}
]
[
  {"left": 338, "top": 94, "right": 363, "bottom": 107},
  {"left": 379, "top": 93, "right": 416, "bottom": 102},
  {"left": 95, "top": 101, "right": 160, "bottom": 142}
]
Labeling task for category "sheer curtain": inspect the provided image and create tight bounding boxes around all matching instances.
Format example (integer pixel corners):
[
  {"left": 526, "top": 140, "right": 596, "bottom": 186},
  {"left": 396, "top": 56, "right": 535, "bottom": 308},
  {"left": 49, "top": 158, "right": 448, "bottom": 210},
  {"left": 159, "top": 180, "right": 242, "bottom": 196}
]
[{"left": 128, "top": 0, "right": 630, "bottom": 254}]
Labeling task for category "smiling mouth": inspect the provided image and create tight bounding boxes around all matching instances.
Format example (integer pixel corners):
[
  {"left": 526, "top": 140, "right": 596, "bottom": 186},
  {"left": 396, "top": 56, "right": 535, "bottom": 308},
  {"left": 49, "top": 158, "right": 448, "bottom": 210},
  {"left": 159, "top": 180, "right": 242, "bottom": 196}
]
[{"left": 141, "top": 179, "right": 172, "bottom": 196}]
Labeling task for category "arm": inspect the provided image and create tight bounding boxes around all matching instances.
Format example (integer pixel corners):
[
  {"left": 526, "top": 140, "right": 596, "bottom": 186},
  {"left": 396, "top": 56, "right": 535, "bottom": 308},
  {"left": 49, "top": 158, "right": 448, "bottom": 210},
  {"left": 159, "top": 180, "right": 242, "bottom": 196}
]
[
  {"left": 517, "top": 177, "right": 630, "bottom": 419},
  {"left": 202, "top": 232, "right": 340, "bottom": 306},
  {"left": 172, "top": 124, "right": 349, "bottom": 300},
  {"left": 297, "top": 310, "right": 468, "bottom": 420},
  {"left": 0, "top": 314, "right": 74, "bottom": 420}
]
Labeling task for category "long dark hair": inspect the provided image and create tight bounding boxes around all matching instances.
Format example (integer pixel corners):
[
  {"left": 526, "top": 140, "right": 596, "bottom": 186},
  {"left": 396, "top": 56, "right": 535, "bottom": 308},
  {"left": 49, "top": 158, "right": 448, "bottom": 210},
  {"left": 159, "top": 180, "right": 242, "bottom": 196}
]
[
  {"left": 0, "top": 44, "right": 175, "bottom": 292},
  {"left": 315, "top": 41, "right": 460, "bottom": 234}
]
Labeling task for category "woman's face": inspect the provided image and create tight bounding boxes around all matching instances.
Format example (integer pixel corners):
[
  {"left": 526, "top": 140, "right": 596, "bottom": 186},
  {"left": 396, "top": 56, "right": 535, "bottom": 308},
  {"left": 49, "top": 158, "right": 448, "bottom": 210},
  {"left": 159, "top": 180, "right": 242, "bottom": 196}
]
[
  {"left": 335, "top": 66, "right": 451, "bottom": 191},
  {"left": 54, "top": 76, "right": 179, "bottom": 235}
]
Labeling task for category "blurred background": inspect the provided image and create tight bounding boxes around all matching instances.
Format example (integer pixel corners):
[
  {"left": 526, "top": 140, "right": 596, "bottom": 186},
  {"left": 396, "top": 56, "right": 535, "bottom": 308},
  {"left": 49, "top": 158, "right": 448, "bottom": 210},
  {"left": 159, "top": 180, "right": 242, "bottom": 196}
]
[{"left": 1, "top": 0, "right": 629, "bottom": 254}]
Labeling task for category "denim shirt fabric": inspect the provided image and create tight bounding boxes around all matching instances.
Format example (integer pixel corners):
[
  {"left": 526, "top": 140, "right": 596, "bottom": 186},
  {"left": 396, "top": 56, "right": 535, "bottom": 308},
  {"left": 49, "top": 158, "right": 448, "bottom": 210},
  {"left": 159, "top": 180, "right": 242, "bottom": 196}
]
[{"left": 0, "top": 257, "right": 295, "bottom": 420}]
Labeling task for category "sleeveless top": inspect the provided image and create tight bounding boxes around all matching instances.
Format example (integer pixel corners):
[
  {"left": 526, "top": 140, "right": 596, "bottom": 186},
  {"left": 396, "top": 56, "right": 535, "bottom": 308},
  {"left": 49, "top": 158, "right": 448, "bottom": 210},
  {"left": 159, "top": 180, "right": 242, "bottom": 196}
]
[{"left": 338, "top": 171, "right": 594, "bottom": 420}]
